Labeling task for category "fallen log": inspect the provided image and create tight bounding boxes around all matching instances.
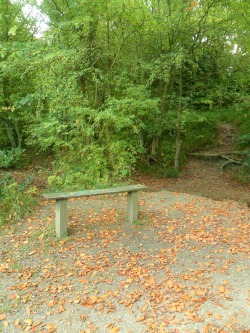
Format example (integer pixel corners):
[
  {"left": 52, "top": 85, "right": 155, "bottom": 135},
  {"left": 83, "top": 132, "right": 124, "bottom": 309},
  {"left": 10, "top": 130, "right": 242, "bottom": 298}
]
[{"left": 188, "top": 151, "right": 247, "bottom": 158}]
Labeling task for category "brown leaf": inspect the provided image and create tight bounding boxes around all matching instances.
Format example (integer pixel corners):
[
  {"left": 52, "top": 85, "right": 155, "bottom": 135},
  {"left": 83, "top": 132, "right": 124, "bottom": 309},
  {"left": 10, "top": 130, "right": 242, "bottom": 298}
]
[
  {"left": 24, "top": 319, "right": 33, "bottom": 326},
  {"left": 201, "top": 325, "right": 210, "bottom": 333},
  {"left": 109, "top": 327, "right": 120, "bottom": 333},
  {"left": 73, "top": 298, "right": 80, "bottom": 304},
  {"left": 217, "top": 285, "right": 225, "bottom": 293},
  {"left": 90, "top": 295, "right": 97, "bottom": 302},
  {"left": 9, "top": 293, "right": 18, "bottom": 299},
  {"left": 0, "top": 314, "right": 6, "bottom": 321},
  {"left": 32, "top": 321, "right": 41, "bottom": 329},
  {"left": 3, "top": 321, "right": 9, "bottom": 328},
  {"left": 14, "top": 319, "right": 20, "bottom": 326},
  {"left": 136, "top": 315, "right": 146, "bottom": 322},
  {"left": 47, "top": 323, "right": 57, "bottom": 332}
]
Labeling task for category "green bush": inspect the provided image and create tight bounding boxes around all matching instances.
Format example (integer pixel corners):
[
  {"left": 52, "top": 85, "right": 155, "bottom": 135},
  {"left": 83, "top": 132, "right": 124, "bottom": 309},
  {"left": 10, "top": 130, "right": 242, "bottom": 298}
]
[
  {"left": 0, "top": 148, "right": 25, "bottom": 169},
  {"left": 0, "top": 173, "right": 37, "bottom": 226},
  {"left": 181, "top": 111, "right": 217, "bottom": 152},
  {"left": 46, "top": 140, "right": 140, "bottom": 191},
  {"left": 237, "top": 130, "right": 250, "bottom": 185}
]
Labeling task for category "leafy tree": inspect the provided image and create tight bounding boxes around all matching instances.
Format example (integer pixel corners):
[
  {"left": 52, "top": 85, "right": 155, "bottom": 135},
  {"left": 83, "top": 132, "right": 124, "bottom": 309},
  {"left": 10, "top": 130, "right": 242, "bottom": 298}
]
[
  {"left": 0, "top": 0, "right": 38, "bottom": 152},
  {"left": 1, "top": 0, "right": 249, "bottom": 183}
]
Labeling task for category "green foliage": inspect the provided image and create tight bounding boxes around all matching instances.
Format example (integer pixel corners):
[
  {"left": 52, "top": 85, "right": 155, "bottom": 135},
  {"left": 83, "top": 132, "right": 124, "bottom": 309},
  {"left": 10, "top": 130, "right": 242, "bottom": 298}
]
[
  {"left": 0, "top": 0, "right": 249, "bottom": 191},
  {"left": 0, "top": 148, "right": 25, "bottom": 168},
  {"left": 181, "top": 112, "right": 218, "bottom": 152},
  {"left": 47, "top": 139, "right": 140, "bottom": 191},
  {"left": 0, "top": 173, "right": 37, "bottom": 226},
  {"left": 238, "top": 134, "right": 250, "bottom": 147},
  {"left": 138, "top": 162, "right": 181, "bottom": 179},
  {"left": 236, "top": 154, "right": 250, "bottom": 185},
  {"left": 236, "top": 115, "right": 250, "bottom": 184}
]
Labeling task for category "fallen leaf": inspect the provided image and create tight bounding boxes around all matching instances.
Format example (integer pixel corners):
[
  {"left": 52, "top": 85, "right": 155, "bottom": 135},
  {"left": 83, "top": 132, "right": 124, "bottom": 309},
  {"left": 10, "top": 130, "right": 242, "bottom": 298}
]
[
  {"left": 0, "top": 314, "right": 6, "bottom": 321},
  {"left": 32, "top": 321, "right": 41, "bottom": 328},
  {"left": 90, "top": 295, "right": 98, "bottom": 303},
  {"left": 24, "top": 319, "right": 33, "bottom": 326},
  {"left": 202, "top": 324, "right": 210, "bottom": 333},
  {"left": 47, "top": 323, "right": 57, "bottom": 332},
  {"left": 217, "top": 285, "right": 225, "bottom": 293},
  {"left": 9, "top": 293, "right": 18, "bottom": 299},
  {"left": 109, "top": 327, "right": 120, "bottom": 333},
  {"left": 14, "top": 319, "right": 20, "bottom": 326}
]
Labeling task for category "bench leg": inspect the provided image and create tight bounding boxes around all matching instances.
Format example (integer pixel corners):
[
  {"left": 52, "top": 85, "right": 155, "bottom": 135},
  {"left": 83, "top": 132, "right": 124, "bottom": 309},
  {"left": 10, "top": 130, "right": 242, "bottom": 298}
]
[
  {"left": 55, "top": 199, "right": 67, "bottom": 237},
  {"left": 127, "top": 191, "right": 138, "bottom": 224}
]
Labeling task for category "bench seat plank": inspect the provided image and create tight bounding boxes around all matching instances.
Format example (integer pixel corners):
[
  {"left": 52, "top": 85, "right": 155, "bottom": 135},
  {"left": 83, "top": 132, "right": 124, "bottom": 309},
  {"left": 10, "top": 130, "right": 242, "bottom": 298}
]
[{"left": 42, "top": 184, "right": 147, "bottom": 200}]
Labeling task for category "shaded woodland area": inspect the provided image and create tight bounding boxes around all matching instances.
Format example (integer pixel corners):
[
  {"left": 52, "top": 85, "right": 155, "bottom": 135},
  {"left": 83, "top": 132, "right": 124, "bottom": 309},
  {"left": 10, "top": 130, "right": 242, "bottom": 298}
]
[{"left": 0, "top": 0, "right": 250, "bottom": 224}]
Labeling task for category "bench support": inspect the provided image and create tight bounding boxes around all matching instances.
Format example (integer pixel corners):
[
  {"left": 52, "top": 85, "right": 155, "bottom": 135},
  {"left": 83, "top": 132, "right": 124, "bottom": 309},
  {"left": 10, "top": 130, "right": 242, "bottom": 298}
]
[
  {"left": 56, "top": 199, "right": 67, "bottom": 237},
  {"left": 127, "top": 191, "right": 138, "bottom": 224}
]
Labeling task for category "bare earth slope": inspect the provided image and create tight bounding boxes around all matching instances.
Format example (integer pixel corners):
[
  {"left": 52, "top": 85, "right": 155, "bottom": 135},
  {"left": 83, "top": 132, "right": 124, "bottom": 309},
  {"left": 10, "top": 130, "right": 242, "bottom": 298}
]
[{"left": 133, "top": 123, "right": 250, "bottom": 203}]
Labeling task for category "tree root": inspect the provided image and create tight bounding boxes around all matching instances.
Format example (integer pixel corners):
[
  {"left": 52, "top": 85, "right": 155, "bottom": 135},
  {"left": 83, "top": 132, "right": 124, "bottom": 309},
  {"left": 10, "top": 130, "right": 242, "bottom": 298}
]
[{"left": 188, "top": 151, "right": 247, "bottom": 171}]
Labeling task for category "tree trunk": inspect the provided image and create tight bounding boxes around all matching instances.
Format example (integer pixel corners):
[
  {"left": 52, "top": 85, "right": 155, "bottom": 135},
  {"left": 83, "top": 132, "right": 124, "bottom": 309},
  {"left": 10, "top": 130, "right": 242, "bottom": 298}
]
[
  {"left": 14, "top": 120, "right": 22, "bottom": 149},
  {"left": 5, "top": 120, "right": 17, "bottom": 148},
  {"left": 174, "top": 69, "right": 183, "bottom": 171}
]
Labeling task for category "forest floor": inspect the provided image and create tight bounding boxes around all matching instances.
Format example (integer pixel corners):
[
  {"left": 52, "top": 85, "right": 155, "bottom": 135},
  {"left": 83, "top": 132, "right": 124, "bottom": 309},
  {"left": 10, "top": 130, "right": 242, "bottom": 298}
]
[
  {"left": 0, "top": 123, "right": 250, "bottom": 333},
  {"left": 132, "top": 123, "right": 250, "bottom": 204}
]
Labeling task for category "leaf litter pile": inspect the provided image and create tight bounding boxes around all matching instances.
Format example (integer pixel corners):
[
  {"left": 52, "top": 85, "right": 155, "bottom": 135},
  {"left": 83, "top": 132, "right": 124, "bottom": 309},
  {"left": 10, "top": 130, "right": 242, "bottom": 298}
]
[{"left": 0, "top": 190, "right": 250, "bottom": 333}]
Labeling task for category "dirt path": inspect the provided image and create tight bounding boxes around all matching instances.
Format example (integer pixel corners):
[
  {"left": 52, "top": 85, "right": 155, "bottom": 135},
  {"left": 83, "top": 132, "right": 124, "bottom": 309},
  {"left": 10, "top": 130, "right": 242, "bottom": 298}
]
[
  {"left": 133, "top": 123, "right": 249, "bottom": 203},
  {"left": 132, "top": 157, "right": 250, "bottom": 203}
]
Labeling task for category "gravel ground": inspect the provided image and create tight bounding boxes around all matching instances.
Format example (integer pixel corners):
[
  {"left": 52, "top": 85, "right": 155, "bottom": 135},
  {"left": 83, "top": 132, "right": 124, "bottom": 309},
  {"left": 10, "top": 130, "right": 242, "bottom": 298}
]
[{"left": 0, "top": 190, "right": 250, "bottom": 333}]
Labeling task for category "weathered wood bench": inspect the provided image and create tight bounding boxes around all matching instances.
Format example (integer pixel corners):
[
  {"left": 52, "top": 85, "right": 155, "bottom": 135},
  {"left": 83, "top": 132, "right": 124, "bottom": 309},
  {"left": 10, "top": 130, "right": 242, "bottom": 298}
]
[{"left": 42, "top": 184, "right": 147, "bottom": 237}]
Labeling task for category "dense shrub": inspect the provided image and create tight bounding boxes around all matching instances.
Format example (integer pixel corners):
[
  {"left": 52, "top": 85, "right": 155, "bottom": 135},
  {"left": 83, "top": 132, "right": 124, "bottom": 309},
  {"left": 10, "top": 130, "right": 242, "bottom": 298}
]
[
  {"left": 0, "top": 173, "right": 37, "bottom": 226},
  {"left": 0, "top": 148, "right": 25, "bottom": 169}
]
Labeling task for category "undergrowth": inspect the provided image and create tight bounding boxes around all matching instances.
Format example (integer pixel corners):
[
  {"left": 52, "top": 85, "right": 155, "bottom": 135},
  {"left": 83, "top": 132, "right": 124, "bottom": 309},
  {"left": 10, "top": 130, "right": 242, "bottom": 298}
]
[{"left": 0, "top": 173, "right": 38, "bottom": 227}]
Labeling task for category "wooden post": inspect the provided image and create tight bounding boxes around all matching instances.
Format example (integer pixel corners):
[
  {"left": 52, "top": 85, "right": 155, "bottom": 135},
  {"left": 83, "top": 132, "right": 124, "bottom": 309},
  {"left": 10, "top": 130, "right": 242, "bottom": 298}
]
[
  {"left": 55, "top": 199, "right": 67, "bottom": 237},
  {"left": 127, "top": 191, "right": 138, "bottom": 224}
]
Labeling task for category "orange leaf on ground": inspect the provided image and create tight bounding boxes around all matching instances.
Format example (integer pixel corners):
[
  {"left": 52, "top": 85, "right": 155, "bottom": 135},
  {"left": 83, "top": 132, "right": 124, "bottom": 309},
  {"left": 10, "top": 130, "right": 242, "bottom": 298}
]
[
  {"left": 109, "top": 326, "right": 120, "bottom": 333},
  {"left": 32, "top": 321, "right": 42, "bottom": 329},
  {"left": 217, "top": 285, "right": 225, "bottom": 293},
  {"left": 9, "top": 293, "right": 18, "bottom": 299},
  {"left": 0, "top": 314, "right": 6, "bottom": 320},
  {"left": 47, "top": 323, "right": 57, "bottom": 332},
  {"left": 201, "top": 324, "right": 210, "bottom": 333},
  {"left": 24, "top": 319, "right": 33, "bottom": 326}
]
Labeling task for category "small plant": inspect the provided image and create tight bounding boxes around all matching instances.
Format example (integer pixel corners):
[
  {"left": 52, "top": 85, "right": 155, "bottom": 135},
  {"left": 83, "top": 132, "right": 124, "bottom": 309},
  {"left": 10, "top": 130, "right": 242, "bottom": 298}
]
[
  {"left": 236, "top": 128, "right": 250, "bottom": 184},
  {"left": 165, "top": 167, "right": 180, "bottom": 178},
  {"left": 0, "top": 173, "right": 37, "bottom": 227},
  {"left": 236, "top": 157, "right": 250, "bottom": 184}
]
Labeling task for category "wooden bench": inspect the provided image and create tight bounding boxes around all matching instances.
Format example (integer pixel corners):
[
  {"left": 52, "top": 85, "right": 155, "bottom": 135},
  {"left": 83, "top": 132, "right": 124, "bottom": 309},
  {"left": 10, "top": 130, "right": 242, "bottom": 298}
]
[{"left": 42, "top": 184, "right": 147, "bottom": 237}]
